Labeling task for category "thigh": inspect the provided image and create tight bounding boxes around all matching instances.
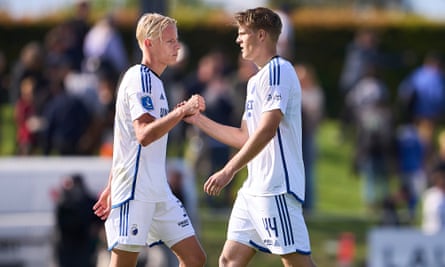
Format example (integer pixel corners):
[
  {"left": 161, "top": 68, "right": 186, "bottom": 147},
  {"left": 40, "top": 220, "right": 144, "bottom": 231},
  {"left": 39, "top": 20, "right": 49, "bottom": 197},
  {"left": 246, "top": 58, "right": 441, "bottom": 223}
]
[
  {"left": 105, "top": 200, "right": 156, "bottom": 250},
  {"left": 226, "top": 192, "right": 262, "bottom": 248},
  {"left": 246, "top": 193, "right": 312, "bottom": 255},
  {"left": 148, "top": 197, "right": 196, "bottom": 247}
]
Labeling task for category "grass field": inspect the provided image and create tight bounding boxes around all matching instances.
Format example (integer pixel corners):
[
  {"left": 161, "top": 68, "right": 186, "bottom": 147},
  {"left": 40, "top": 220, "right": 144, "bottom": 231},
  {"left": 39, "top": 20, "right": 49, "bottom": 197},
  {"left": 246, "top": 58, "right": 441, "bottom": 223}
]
[{"left": 1, "top": 103, "right": 375, "bottom": 266}]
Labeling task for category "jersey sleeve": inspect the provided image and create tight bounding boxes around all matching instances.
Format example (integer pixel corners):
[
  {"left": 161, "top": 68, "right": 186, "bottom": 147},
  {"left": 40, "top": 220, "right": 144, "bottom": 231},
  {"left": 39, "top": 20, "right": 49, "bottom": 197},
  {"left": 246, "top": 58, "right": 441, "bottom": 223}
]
[
  {"left": 126, "top": 71, "right": 158, "bottom": 121},
  {"left": 261, "top": 78, "right": 290, "bottom": 115}
]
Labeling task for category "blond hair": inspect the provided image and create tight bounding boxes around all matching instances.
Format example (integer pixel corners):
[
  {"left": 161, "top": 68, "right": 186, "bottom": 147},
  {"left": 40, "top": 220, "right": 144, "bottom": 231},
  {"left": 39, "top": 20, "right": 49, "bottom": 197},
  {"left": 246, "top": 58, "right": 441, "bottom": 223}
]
[{"left": 136, "top": 13, "right": 177, "bottom": 49}]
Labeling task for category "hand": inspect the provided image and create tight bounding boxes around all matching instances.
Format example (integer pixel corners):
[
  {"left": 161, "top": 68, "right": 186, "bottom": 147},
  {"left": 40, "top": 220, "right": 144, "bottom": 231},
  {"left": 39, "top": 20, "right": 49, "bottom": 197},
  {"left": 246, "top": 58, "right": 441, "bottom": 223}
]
[
  {"left": 93, "top": 186, "right": 111, "bottom": 220},
  {"left": 182, "top": 94, "right": 205, "bottom": 117},
  {"left": 204, "top": 168, "right": 233, "bottom": 196},
  {"left": 183, "top": 111, "right": 201, "bottom": 124}
]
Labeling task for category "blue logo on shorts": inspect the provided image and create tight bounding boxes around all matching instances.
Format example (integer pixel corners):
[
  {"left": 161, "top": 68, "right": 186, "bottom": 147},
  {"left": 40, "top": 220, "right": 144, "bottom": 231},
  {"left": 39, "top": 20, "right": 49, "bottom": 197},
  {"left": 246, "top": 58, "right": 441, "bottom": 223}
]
[
  {"left": 141, "top": 96, "right": 154, "bottom": 110},
  {"left": 131, "top": 224, "right": 138, "bottom": 236}
]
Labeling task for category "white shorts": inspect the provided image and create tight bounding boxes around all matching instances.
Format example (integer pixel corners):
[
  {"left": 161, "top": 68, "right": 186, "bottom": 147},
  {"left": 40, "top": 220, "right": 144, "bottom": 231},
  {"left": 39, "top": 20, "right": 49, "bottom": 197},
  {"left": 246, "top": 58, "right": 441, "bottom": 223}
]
[
  {"left": 227, "top": 191, "right": 312, "bottom": 255},
  {"left": 105, "top": 197, "right": 195, "bottom": 252}
]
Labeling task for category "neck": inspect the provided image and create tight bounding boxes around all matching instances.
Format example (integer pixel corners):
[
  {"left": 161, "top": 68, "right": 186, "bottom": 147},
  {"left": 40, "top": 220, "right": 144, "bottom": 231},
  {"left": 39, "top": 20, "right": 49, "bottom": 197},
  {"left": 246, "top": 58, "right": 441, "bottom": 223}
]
[
  {"left": 141, "top": 55, "right": 166, "bottom": 77},
  {"left": 255, "top": 48, "right": 277, "bottom": 68}
]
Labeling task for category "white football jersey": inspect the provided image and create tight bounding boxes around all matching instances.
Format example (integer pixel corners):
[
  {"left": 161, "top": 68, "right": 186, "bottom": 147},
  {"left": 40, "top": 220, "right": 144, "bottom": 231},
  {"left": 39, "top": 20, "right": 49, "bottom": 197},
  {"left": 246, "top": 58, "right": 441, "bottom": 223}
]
[
  {"left": 242, "top": 56, "right": 306, "bottom": 202},
  {"left": 111, "top": 64, "right": 171, "bottom": 207}
]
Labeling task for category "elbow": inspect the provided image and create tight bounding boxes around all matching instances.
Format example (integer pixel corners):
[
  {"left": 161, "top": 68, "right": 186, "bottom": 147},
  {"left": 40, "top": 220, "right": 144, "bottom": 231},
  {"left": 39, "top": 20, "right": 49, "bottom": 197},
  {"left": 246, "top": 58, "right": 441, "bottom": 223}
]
[
  {"left": 135, "top": 131, "right": 155, "bottom": 147},
  {"left": 233, "top": 132, "right": 249, "bottom": 149},
  {"left": 261, "top": 128, "right": 277, "bottom": 143},
  {"left": 139, "top": 139, "right": 150, "bottom": 147}
]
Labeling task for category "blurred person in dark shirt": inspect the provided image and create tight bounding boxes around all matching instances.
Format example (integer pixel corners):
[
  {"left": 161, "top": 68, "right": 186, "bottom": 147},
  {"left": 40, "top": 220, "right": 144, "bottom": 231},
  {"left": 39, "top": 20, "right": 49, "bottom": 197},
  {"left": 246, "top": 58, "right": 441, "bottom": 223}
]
[{"left": 55, "top": 174, "right": 101, "bottom": 267}]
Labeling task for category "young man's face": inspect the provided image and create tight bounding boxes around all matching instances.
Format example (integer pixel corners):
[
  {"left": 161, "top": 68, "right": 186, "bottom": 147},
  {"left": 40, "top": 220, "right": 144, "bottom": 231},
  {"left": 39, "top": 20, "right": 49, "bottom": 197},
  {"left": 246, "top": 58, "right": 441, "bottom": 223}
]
[
  {"left": 236, "top": 25, "right": 260, "bottom": 62},
  {"left": 150, "top": 23, "right": 180, "bottom": 67}
]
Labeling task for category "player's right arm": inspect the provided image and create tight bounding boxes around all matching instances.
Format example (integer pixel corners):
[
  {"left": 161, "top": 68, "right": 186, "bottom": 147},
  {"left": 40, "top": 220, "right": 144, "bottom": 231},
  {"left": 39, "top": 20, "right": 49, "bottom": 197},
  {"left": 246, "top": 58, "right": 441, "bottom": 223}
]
[
  {"left": 134, "top": 94, "right": 205, "bottom": 146},
  {"left": 93, "top": 171, "right": 112, "bottom": 220}
]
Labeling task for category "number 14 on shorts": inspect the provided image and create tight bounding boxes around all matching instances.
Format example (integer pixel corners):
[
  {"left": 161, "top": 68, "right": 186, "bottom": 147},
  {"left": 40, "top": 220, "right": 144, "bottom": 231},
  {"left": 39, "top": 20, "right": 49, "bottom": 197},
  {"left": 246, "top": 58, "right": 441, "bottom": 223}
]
[{"left": 262, "top": 217, "right": 278, "bottom": 238}]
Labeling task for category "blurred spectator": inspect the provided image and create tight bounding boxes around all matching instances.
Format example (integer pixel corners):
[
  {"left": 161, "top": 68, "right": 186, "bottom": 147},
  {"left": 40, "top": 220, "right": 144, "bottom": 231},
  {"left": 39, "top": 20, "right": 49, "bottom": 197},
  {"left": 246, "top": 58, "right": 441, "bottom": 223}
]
[
  {"left": 338, "top": 29, "right": 381, "bottom": 142},
  {"left": 83, "top": 13, "right": 129, "bottom": 76},
  {"left": 41, "top": 68, "right": 92, "bottom": 155},
  {"left": 397, "top": 51, "right": 445, "bottom": 162},
  {"left": 345, "top": 65, "right": 395, "bottom": 210},
  {"left": 54, "top": 174, "right": 101, "bottom": 267},
  {"left": 63, "top": 69, "right": 100, "bottom": 117},
  {"left": 421, "top": 162, "right": 445, "bottom": 235},
  {"left": 9, "top": 41, "right": 48, "bottom": 110},
  {"left": 60, "top": 0, "right": 91, "bottom": 71},
  {"left": 395, "top": 123, "right": 427, "bottom": 220},
  {"left": 339, "top": 29, "right": 381, "bottom": 95},
  {"left": 13, "top": 77, "right": 40, "bottom": 155},
  {"left": 96, "top": 70, "right": 117, "bottom": 157},
  {"left": 295, "top": 63, "right": 324, "bottom": 213}
]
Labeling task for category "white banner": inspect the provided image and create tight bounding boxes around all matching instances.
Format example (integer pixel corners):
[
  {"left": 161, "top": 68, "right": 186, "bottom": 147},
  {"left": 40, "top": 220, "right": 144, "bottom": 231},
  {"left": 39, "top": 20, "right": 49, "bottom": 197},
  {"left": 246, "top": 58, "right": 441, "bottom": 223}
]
[{"left": 368, "top": 227, "right": 445, "bottom": 267}]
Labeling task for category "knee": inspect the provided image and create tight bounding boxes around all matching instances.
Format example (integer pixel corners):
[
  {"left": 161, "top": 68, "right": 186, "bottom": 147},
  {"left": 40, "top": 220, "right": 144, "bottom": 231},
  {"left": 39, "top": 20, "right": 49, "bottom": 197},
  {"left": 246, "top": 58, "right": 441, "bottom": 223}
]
[
  {"left": 196, "top": 250, "right": 207, "bottom": 267},
  {"left": 219, "top": 253, "right": 230, "bottom": 267},
  {"left": 184, "top": 250, "right": 206, "bottom": 267}
]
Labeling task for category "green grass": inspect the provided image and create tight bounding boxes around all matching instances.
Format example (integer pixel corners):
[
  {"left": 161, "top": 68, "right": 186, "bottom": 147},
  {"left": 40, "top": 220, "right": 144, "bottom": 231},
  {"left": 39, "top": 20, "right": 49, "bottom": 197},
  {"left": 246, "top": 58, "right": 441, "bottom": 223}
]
[{"left": 0, "top": 104, "right": 15, "bottom": 155}]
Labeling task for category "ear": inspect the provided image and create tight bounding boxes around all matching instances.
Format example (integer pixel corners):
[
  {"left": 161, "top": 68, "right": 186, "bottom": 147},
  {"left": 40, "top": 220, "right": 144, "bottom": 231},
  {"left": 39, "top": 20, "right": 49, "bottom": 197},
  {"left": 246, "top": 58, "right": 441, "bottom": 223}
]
[
  {"left": 257, "top": 29, "right": 267, "bottom": 42},
  {"left": 144, "top": 38, "right": 152, "bottom": 48}
]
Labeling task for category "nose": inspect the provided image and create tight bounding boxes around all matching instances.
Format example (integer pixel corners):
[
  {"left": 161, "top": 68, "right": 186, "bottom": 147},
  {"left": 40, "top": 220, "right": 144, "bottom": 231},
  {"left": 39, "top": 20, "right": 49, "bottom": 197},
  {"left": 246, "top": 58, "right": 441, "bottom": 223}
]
[{"left": 236, "top": 35, "right": 241, "bottom": 44}]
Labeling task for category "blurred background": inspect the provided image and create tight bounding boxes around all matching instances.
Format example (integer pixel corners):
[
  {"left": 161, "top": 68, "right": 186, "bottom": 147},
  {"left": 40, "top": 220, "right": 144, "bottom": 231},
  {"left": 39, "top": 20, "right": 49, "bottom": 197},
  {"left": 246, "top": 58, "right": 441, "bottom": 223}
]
[{"left": 1, "top": 0, "right": 445, "bottom": 266}]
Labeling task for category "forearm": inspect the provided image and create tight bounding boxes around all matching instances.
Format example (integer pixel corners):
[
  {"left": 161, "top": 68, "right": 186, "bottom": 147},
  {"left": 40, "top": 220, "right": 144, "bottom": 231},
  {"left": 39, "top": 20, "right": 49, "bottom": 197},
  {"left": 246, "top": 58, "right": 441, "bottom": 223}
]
[
  {"left": 135, "top": 107, "right": 185, "bottom": 146},
  {"left": 193, "top": 113, "right": 248, "bottom": 149},
  {"left": 223, "top": 123, "right": 275, "bottom": 176}
]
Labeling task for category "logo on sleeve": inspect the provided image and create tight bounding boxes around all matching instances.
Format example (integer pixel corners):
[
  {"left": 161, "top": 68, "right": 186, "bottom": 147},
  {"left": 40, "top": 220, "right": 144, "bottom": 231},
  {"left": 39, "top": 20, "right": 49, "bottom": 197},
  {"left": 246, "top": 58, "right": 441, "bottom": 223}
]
[
  {"left": 267, "top": 93, "right": 282, "bottom": 102},
  {"left": 141, "top": 95, "right": 154, "bottom": 110}
]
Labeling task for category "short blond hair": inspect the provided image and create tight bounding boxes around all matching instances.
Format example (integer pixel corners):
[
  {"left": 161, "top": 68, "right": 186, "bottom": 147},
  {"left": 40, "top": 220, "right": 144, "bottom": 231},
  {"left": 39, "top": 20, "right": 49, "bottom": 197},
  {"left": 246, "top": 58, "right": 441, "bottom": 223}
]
[{"left": 136, "top": 13, "right": 177, "bottom": 49}]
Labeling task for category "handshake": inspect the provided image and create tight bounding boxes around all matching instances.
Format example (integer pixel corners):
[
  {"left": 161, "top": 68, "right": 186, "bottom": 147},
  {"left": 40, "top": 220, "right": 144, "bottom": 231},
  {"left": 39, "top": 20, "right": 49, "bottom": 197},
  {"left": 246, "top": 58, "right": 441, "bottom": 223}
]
[{"left": 175, "top": 94, "right": 205, "bottom": 120}]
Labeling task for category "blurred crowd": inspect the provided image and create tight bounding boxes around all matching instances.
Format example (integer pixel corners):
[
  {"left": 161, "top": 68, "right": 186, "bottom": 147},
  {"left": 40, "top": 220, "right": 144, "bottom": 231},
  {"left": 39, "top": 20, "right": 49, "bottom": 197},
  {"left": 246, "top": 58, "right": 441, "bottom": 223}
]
[
  {"left": 0, "top": 1, "right": 444, "bottom": 238},
  {"left": 1, "top": 0, "right": 122, "bottom": 157},
  {"left": 339, "top": 28, "right": 445, "bottom": 231}
]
